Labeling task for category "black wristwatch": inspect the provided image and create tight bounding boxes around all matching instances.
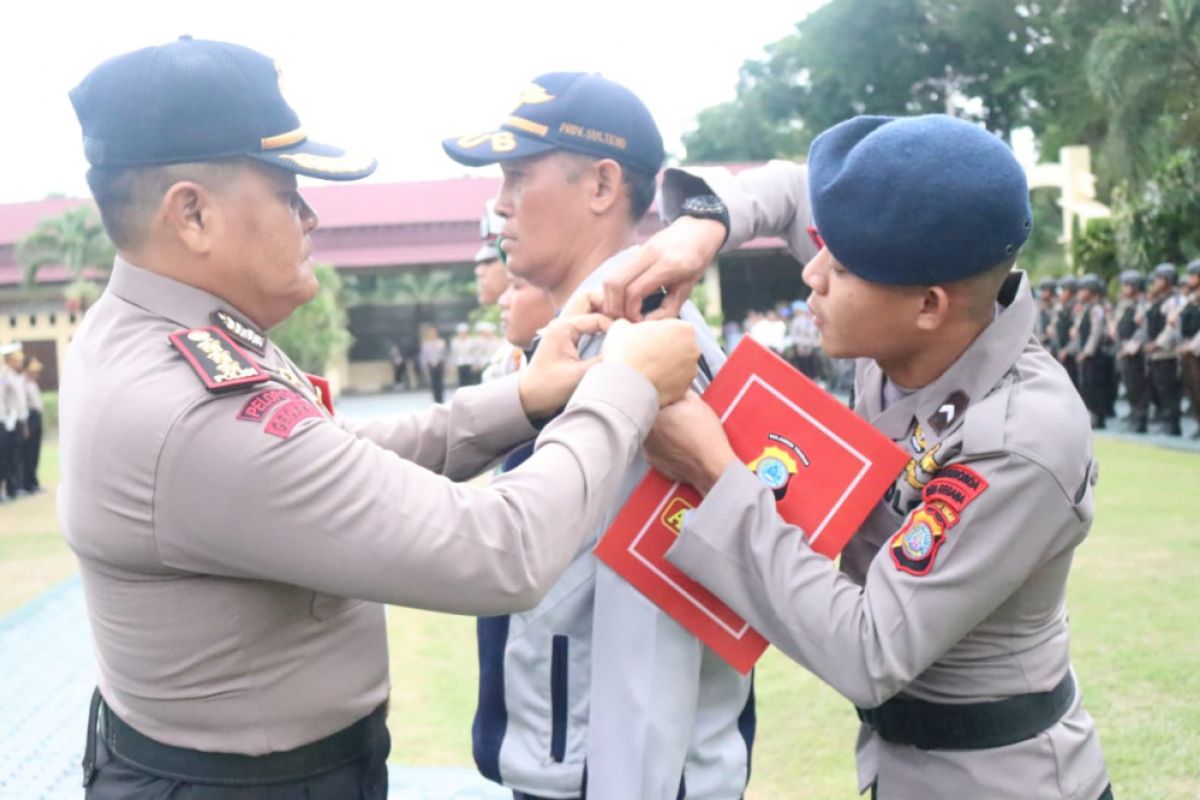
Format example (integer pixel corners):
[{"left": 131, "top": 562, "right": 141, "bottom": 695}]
[{"left": 675, "top": 193, "right": 730, "bottom": 243}]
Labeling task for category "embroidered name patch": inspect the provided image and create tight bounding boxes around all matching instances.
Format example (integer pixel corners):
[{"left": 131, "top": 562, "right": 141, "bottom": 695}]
[
  {"left": 890, "top": 505, "right": 949, "bottom": 576},
  {"left": 237, "top": 389, "right": 301, "bottom": 422},
  {"left": 264, "top": 398, "right": 322, "bottom": 439},
  {"left": 922, "top": 464, "right": 988, "bottom": 513},
  {"left": 169, "top": 327, "right": 268, "bottom": 392}
]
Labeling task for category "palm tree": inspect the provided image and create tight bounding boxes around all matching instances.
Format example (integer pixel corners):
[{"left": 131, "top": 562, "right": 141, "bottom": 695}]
[
  {"left": 1087, "top": 0, "right": 1200, "bottom": 183},
  {"left": 17, "top": 205, "right": 115, "bottom": 311}
]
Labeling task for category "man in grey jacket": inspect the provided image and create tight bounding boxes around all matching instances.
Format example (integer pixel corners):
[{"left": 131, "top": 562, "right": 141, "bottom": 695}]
[
  {"left": 443, "top": 72, "right": 752, "bottom": 800},
  {"left": 594, "top": 115, "right": 1112, "bottom": 799}
]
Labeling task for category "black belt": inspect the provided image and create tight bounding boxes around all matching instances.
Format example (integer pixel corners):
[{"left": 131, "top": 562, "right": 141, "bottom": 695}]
[
  {"left": 856, "top": 672, "right": 1075, "bottom": 751},
  {"left": 83, "top": 688, "right": 388, "bottom": 787}
]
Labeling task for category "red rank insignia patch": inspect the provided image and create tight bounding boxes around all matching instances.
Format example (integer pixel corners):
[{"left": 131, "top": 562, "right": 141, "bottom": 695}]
[
  {"left": 237, "top": 389, "right": 301, "bottom": 422},
  {"left": 922, "top": 464, "right": 988, "bottom": 514},
  {"left": 169, "top": 327, "right": 268, "bottom": 392},
  {"left": 890, "top": 504, "right": 950, "bottom": 576},
  {"left": 264, "top": 398, "right": 322, "bottom": 439}
]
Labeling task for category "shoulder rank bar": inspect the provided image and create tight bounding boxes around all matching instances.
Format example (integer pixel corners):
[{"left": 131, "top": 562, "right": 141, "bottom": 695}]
[
  {"left": 210, "top": 309, "right": 267, "bottom": 355},
  {"left": 169, "top": 326, "right": 269, "bottom": 392}
]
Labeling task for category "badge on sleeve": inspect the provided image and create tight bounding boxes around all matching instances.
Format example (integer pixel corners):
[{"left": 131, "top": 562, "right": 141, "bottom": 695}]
[
  {"left": 889, "top": 504, "right": 949, "bottom": 576},
  {"left": 263, "top": 398, "right": 323, "bottom": 439},
  {"left": 169, "top": 327, "right": 268, "bottom": 392},
  {"left": 922, "top": 464, "right": 988, "bottom": 513}
]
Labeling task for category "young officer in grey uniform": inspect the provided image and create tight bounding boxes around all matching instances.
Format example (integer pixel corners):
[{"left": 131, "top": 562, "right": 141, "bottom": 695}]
[
  {"left": 1144, "top": 262, "right": 1185, "bottom": 436},
  {"left": 1181, "top": 261, "right": 1200, "bottom": 437},
  {"left": 597, "top": 115, "right": 1112, "bottom": 799},
  {"left": 61, "top": 38, "right": 702, "bottom": 799},
  {"left": 442, "top": 72, "right": 752, "bottom": 800},
  {"left": 1074, "top": 273, "right": 1114, "bottom": 429},
  {"left": 1112, "top": 269, "right": 1151, "bottom": 432}
]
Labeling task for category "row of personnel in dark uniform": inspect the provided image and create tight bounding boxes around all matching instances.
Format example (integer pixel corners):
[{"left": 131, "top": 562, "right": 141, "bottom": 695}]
[{"left": 1036, "top": 261, "right": 1200, "bottom": 436}]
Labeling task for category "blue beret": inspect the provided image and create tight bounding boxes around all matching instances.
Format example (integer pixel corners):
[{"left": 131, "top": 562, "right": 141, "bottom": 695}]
[{"left": 808, "top": 115, "right": 1031, "bottom": 286}]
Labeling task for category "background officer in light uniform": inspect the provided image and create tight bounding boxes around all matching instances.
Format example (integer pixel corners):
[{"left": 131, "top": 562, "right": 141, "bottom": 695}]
[
  {"left": 443, "top": 72, "right": 751, "bottom": 800},
  {"left": 1143, "top": 262, "right": 1185, "bottom": 435},
  {"left": 61, "top": 37, "right": 700, "bottom": 799},
  {"left": 594, "top": 115, "right": 1112, "bottom": 799},
  {"left": 1111, "top": 269, "right": 1151, "bottom": 432}
]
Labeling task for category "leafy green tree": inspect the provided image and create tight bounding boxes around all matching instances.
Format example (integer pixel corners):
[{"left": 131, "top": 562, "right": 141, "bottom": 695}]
[
  {"left": 1072, "top": 218, "right": 1119, "bottom": 285},
  {"left": 270, "top": 263, "right": 352, "bottom": 374},
  {"left": 1087, "top": 0, "right": 1200, "bottom": 183},
  {"left": 1110, "top": 148, "right": 1200, "bottom": 269},
  {"left": 17, "top": 205, "right": 115, "bottom": 310}
]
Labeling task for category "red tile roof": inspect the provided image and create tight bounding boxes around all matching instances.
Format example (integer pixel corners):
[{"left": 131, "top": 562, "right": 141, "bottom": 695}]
[{"left": 0, "top": 165, "right": 784, "bottom": 287}]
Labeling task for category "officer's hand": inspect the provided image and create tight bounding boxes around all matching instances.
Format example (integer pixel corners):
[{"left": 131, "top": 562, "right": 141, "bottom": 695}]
[
  {"left": 601, "top": 319, "right": 699, "bottom": 406},
  {"left": 518, "top": 313, "right": 611, "bottom": 420},
  {"left": 645, "top": 392, "right": 738, "bottom": 495},
  {"left": 598, "top": 217, "right": 725, "bottom": 321}
]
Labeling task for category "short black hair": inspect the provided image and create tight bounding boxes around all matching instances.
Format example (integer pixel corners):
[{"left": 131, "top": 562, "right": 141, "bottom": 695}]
[
  {"left": 85, "top": 161, "right": 241, "bottom": 250},
  {"left": 622, "top": 167, "right": 657, "bottom": 222},
  {"left": 562, "top": 152, "right": 657, "bottom": 224}
]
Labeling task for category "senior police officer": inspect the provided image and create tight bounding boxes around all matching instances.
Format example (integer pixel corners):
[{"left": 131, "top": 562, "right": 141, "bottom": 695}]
[
  {"left": 61, "top": 38, "right": 702, "bottom": 799},
  {"left": 593, "top": 115, "right": 1112, "bottom": 799},
  {"left": 1112, "top": 269, "right": 1151, "bottom": 432}
]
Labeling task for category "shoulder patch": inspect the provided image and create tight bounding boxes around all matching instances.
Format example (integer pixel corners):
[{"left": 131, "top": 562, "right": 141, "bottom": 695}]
[
  {"left": 264, "top": 397, "right": 322, "bottom": 439},
  {"left": 890, "top": 504, "right": 949, "bottom": 576},
  {"left": 169, "top": 327, "right": 268, "bottom": 392},
  {"left": 922, "top": 464, "right": 988, "bottom": 513},
  {"left": 237, "top": 388, "right": 302, "bottom": 422}
]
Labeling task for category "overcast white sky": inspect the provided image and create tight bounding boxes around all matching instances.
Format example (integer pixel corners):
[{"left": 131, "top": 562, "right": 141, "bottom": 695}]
[{"left": 0, "top": 0, "right": 824, "bottom": 204}]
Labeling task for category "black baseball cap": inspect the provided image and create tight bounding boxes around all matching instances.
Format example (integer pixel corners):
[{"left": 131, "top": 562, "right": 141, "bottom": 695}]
[
  {"left": 442, "top": 72, "right": 664, "bottom": 176},
  {"left": 70, "top": 36, "right": 376, "bottom": 181}
]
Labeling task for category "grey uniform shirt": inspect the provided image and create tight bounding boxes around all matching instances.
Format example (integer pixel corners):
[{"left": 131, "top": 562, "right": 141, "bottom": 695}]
[
  {"left": 58, "top": 257, "right": 659, "bottom": 755},
  {"left": 660, "top": 161, "right": 1108, "bottom": 799}
]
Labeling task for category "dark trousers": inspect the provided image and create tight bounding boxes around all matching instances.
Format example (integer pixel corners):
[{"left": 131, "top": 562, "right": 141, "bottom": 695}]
[
  {"left": 22, "top": 409, "right": 41, "bottom": 490},
  {"left": 1182, "top": 353, "right": 1200, "bottom": 427},
  {"left": 1149, "top": 358, "right": 1182, "bottom": 432},
  {"left": 0, "top": 427, "right": 17, "bottom": 497},
  {"left": 1120, "top": 353, "right": 1151, "bottom": 429},
  {"left": 871, "top": 782, "right": 1112, "bottom": 799},
  {"left": 1062, "top": 354, "right": 1080, "bottom": 393},
  {"left": 1079, "top": 355, "right": 1113, "bottom": 426},
  {"left": 429, "top": 365, "right": 445, "bottom": 403},
  {"left": 85, "top": 701, "right": 389, "bottom": 800}
]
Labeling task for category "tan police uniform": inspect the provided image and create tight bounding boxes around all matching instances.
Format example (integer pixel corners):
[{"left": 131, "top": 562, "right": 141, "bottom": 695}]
[
  {"left": 659, "top": 160, "right": 1110, "bottom": 799},
  {"left": 58, "top": 256, "right": 659, "bottom": 755}
]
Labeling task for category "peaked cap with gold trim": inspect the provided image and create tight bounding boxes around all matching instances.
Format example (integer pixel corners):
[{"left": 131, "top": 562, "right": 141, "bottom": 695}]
[{"left": 70, "top": 36, "right": 375, "bottom": 181}]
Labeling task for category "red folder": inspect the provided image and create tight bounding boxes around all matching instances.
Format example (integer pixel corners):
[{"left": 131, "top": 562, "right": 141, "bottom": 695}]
[{"left": 594, "top": 338, "right": 909, "bottom": 674}]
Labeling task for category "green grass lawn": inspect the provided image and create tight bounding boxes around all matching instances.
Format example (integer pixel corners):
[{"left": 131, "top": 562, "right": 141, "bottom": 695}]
[{"left": 3, "top": 437, "right": 1197, "bottom": 798}]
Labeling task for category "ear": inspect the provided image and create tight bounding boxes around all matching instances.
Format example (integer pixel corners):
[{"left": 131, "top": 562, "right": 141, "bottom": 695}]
[
  {"left": 914, "top": 285, "right": 951, "bottom": 332},
  {"left": 588, "top": 159, "right": 622, "bottom": 215},
  {"left": 161, "top": 181, "right": 217, "bottom": 255}
]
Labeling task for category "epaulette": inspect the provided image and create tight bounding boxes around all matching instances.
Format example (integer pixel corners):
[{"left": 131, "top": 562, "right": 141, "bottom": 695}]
[{"left": 168, "top": 326, "right": 270, "bottom": 392}]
